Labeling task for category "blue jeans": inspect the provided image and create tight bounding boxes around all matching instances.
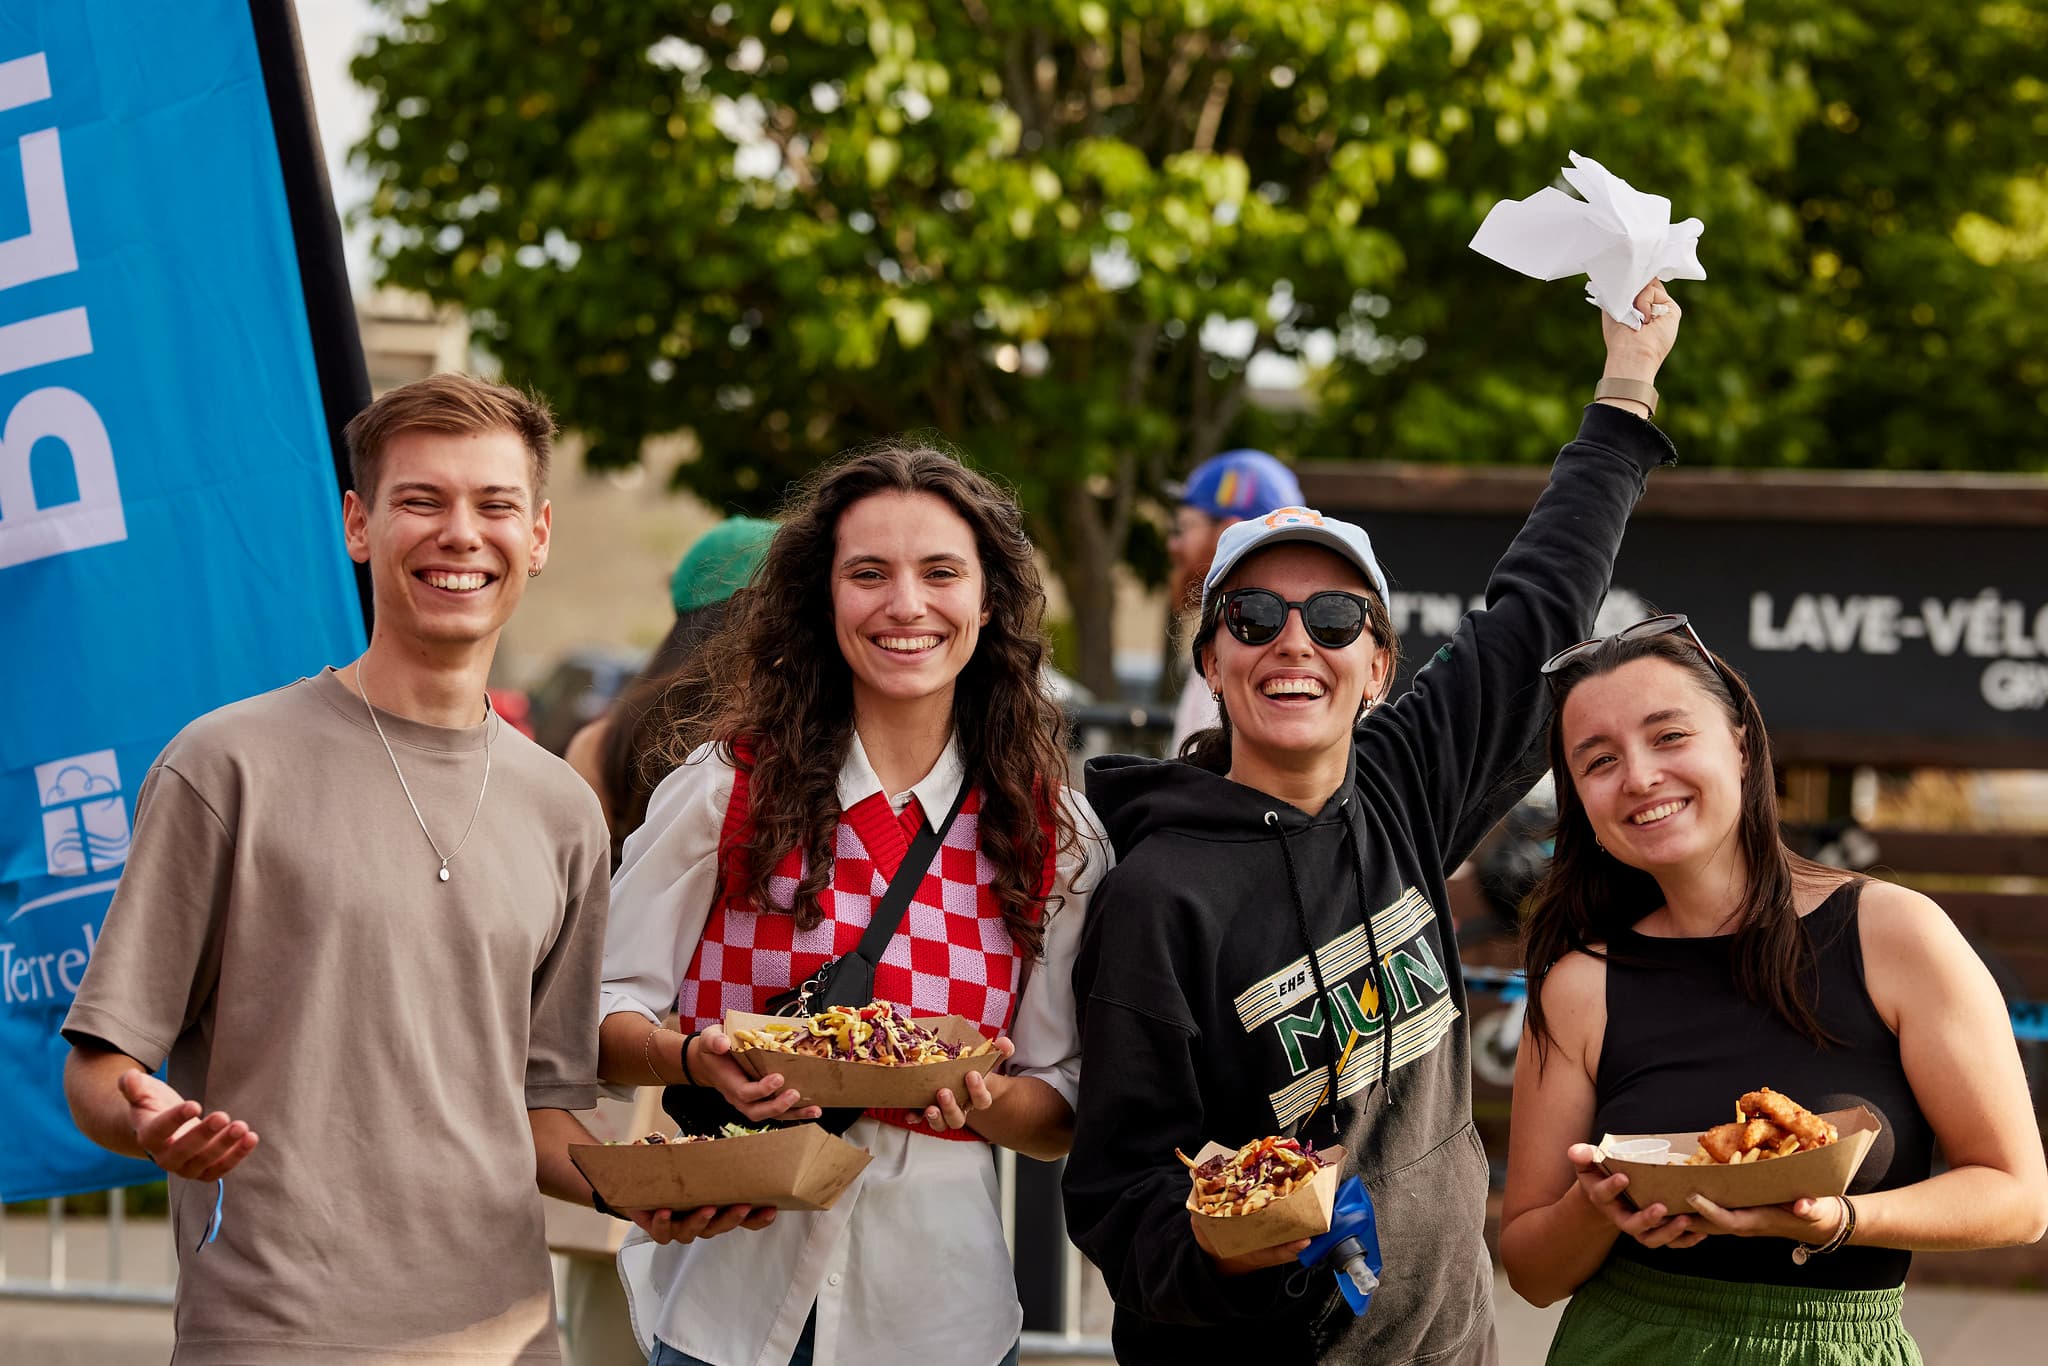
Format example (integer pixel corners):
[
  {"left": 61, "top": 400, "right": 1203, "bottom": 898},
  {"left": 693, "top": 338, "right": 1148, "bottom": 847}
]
[{"left": 649, "top": 1312, "right": 1021, "bottom": 1366}]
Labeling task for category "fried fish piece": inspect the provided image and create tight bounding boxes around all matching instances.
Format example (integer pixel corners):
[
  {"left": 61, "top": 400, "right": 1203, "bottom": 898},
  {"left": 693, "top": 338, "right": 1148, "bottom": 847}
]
[
  {"left": 1696, "top": 1118, "right": 1789, "bottom": 1163},
  {"left": 1738, "top": 1088, "right": 1838, "bottom": 1149}
]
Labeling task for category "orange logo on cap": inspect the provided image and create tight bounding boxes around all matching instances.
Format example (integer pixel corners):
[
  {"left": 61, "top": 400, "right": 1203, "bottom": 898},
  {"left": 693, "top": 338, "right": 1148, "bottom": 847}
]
[{"left": 1262, "top": 506, "right": 1324, "bottom": 528}]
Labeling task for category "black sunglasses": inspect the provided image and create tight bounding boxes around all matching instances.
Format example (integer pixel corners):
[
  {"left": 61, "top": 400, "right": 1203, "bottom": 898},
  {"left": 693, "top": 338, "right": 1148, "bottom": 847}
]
[
  {"left": 1539, "top": 613, "right": 1723, "bottom": 690},
  {"left": 1219, "top": 588, "right": 1374, "bottom": 650}
]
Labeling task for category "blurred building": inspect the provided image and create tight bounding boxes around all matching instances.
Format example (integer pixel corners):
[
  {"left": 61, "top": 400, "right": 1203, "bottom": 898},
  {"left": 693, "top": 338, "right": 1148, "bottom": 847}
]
[{"left": 356, "top": 286, "right": 469, "bottom": 392}]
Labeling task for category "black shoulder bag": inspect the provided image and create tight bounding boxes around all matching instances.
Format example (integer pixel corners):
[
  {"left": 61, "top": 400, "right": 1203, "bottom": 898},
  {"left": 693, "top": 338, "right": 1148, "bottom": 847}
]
[{"left": 663, "top": 780, "right": 973, "bottom": 1137}]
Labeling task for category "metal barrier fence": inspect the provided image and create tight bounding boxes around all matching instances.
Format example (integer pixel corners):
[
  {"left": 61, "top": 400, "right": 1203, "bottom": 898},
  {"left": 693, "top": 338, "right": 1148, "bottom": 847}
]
[
  {"left": 0, "top": 1189, "right": 173, "bottom": 1306},
  {"left": 2, "top": 1174, "right": 1116, "bottom": 1357},
  {"left": 1000, "top": 1149, "right": 1115, "bottom": 1358}
]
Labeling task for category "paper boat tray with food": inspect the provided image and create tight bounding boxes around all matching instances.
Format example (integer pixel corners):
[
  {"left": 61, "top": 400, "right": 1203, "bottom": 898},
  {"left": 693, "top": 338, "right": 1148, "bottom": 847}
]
[
  {"left": 570, "top": 1123, "right": 872, "bottom": 1213},
  {"left": 1181, "top": 1138, "right": 1347, "bottom": 1260},
  {"left": 1599, "top": 1096, "right": 1881, "bottom": 1213},
  {"left": 723, "top": 1003, "right": 1001, "bottom": 1110}
]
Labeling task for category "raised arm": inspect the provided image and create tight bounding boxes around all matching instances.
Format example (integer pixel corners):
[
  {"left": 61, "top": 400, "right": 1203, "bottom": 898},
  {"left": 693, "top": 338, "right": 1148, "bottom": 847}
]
[{"left": 1363, "top": 281, "right": 1682, "bottom": 868}]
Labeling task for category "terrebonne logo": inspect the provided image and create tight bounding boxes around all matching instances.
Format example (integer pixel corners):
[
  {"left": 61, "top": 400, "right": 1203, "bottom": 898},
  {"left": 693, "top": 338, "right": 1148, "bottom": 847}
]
[
  {"left": 38, "top": 749, "right": 130, "bottom": 876},
  {"left": 4, "top": 751, "right": 128, "bottom": 1008}
]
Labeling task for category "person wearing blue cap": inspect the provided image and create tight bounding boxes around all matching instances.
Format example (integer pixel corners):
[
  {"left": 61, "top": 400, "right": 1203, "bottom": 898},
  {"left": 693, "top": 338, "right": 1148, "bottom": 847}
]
[
  {"left": 1065, "top": 279, "right": 1684, "bottom": 1366},
  {"left": 1166, "top": 449, "right": 1305, "bottom": 751}
]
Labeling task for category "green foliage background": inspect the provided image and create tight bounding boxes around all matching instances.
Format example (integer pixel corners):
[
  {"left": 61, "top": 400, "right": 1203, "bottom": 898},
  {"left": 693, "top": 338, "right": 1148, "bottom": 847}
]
[{"left": 355, "top": 0, "right": 2048, "bottom": 691}]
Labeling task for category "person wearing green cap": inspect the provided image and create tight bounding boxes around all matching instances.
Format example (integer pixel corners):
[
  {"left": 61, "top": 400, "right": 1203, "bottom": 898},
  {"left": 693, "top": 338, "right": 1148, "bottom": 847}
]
[
  {"left": 668, "top": 516, "right": 779, "bottom": 618},
  {"left": 555, "top": 517, "right": 776, "bottom": 1366},
  {"left": 566, "top": 517, "right": 776, "bottom": 860}
]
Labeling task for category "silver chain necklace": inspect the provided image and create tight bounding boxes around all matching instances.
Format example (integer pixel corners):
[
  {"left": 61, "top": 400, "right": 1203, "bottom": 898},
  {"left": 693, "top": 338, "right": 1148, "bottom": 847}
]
[{"left": 356, "top": 658, "right": 491, "bottom": 883}]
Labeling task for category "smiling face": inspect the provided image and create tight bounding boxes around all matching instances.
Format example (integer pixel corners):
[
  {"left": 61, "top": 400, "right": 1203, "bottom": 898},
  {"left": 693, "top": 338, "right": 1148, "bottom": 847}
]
[
  {"left": 342, "top": 427, "right": 550, "bottom": 656},
  {"left": 1202, "top": 543, "right": 1390, "bottom": 771},
  {"left": 1560, "top": 655, "right": 1747, "bottom": 878},
  {"left": 831, "top": 490, "right": 988, "bottom": 720}
]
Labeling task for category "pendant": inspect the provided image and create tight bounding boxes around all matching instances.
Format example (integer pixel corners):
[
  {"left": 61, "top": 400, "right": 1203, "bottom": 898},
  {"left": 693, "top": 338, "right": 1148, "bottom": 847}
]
[{"left": 438, "top": 865, "right": 451, "bottom": 882}]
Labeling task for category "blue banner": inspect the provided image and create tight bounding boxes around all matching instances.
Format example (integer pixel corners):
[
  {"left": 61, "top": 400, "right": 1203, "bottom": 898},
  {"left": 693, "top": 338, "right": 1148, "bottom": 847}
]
[{"left": 0, "top": 4, "right": 365, "bottom": 1200}]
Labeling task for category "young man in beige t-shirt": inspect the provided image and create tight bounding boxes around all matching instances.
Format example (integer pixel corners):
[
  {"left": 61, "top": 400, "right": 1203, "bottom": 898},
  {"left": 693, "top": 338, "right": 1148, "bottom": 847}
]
[{"left": 61, "top": 375, "right": 633, "bottom": 1364}]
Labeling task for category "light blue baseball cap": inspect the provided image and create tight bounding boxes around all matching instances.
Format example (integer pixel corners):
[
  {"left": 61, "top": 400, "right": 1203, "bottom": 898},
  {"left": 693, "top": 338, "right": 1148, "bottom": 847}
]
[{"left": 1200, "top": 505, "right": 1390, "bottom": 613}]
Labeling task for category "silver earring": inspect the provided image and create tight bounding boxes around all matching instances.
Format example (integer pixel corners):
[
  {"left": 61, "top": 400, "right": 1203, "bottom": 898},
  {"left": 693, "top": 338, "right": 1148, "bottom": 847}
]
[
  {"left": 527, "top": 567, "right": 541, "bottom": 578},
  {"left": 1210, "top": 690, "right": 1221, "bottom": 704}
]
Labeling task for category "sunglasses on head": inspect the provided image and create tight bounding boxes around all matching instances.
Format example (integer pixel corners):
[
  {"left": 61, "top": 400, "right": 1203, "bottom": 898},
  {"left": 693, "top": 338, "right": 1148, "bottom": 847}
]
[
  {"left": 1218, "top": 587, "right": 1375, "bottom": 650},
  {"left": 1539, "top": 612, "right": 1723, "bottom": 690}
]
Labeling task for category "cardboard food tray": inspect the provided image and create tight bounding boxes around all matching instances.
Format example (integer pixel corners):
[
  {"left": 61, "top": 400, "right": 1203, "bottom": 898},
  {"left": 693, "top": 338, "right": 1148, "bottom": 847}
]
[
  {"left": 1598, "top": 1107, "right": 1880, "bottom": 1212},
  {"left": 1185, "top": 1142, "right": 1346, "bottom": 1260},
  {"left": 724, "top": 1009, "right": 1001, "bottom": 1110},
  {"left": 570, "top": 1123, "right": 871, "bottom": 1213}
]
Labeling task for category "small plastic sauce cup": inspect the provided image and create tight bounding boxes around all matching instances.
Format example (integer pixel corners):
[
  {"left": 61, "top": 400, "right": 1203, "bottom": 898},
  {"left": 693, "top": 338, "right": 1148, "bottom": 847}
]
[{"left": 1604, "top": 1138, "right": 1673, "bottom": 1164}]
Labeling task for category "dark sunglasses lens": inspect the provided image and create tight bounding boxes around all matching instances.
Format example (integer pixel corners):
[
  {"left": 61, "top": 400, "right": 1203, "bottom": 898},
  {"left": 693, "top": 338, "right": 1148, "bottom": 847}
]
[
  {"left": 1541, "top": 639, "right": 1600, "bottom": 675},
  {"left": 1226, "top": 591, "right": 1286, "bottom": 644},
  {"left": 1302, "top": 593, "right": 1367, "bottom": 647},
  {"left": 1616, "top": 613, "right": 1686, "bottom": 643}
]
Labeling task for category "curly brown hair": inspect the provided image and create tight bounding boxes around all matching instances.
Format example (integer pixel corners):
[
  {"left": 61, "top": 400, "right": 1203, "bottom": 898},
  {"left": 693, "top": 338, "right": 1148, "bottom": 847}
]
[{"left": 661, "top": 439, "right": 1078, "bottom": 956}]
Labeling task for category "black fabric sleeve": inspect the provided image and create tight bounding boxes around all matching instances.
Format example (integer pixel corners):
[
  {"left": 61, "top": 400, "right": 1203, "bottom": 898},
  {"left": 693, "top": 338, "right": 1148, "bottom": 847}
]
[
  {"left": 1062, "top": 997, "right": 1308, "bottom": 1324},
  {"left": 1363, "top": 403, "right": 1675, "bottom": 870}
]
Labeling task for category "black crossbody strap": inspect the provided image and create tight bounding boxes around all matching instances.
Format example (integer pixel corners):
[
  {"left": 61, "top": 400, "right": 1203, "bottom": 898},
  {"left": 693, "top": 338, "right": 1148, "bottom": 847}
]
[{"left": 849, "top": 776, "right": 972, "bottom": 969}]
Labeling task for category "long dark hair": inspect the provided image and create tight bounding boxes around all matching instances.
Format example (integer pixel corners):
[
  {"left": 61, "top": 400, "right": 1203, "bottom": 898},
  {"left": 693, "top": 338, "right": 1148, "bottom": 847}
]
[
  {"left": 1179, "top": 564, "right": 1400, "bottom": 772},
  {"left": 595, "top": 601, "right": 734, "bottom": 865},
  {"left": 1521, "top": 632, "right": 1839, "bottom": 1064},
  {"left": 661, "top": 439, "right": 1076, "bottom": 956}
]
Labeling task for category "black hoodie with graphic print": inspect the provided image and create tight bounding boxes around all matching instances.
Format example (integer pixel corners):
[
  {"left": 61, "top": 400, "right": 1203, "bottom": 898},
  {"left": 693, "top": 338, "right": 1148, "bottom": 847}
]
[{"left": 1064, "top": 405, "right": 1676, "bottom": 1366}]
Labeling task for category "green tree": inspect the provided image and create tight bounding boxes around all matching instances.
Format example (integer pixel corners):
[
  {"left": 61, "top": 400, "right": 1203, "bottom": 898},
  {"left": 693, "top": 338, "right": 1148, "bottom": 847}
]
[{"left": 355, "top": 1, "right": 2046, "bottom": 693}]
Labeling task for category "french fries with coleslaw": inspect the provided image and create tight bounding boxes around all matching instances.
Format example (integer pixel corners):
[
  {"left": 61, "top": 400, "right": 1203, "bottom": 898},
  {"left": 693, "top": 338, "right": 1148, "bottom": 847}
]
[
  {"left": 1178, "top": 1135, "right": 1331, "bottom": 1216},
  {"left": 732, "top": 1001, "right": 998, "bottom": 1065}
]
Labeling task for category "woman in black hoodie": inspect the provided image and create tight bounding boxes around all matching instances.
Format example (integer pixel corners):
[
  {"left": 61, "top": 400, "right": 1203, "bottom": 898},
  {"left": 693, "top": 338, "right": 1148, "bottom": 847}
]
[{"left": 1063, "top": 280, "right": 1682, "bottom": 1366}]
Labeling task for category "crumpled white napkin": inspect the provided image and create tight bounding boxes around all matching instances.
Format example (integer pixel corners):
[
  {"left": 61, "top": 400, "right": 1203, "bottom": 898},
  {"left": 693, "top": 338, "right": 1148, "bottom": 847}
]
[{"left": 1469, "top": 151, "right": 1706, "bottom": 328}]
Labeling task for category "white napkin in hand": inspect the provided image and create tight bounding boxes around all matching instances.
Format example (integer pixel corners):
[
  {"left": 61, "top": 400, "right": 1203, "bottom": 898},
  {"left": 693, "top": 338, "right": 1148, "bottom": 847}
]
[{"left": 1469, "top": 151, "right": 1706, "bottom": 328}]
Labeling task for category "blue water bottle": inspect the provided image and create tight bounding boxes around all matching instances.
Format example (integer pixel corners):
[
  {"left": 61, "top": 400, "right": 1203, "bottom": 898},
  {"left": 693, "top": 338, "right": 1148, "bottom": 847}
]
[{"left": 1297, "top": 1175, "right": 1382, "bottom": 1316}]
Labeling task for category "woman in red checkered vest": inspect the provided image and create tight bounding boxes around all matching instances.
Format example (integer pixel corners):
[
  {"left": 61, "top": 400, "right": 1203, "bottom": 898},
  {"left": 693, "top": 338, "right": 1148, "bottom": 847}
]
[{"left": 592, "top": 441, "right": 1112, "bottom": 1366}]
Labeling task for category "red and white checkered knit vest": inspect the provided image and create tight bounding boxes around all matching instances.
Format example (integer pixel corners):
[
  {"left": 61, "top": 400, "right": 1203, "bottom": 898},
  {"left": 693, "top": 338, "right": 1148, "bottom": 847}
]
[{"left": 677, "top": 743, "right": 1055, "bottom": 1141}]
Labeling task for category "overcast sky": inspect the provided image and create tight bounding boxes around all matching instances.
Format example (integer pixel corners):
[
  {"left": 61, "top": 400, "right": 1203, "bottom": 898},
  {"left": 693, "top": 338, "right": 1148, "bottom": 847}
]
[{"left": 294, "top": 0, "right": 380, "bottom": 294}]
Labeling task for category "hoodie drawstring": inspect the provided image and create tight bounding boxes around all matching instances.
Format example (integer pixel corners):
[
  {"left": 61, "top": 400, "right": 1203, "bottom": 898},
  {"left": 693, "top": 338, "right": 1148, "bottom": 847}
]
[
  {"left": 1340, "top": 805, "right": 1397, "bottom": 1107},
  {"left": 1267, "top": 810, "right": 1345, "bottom": 1127}
]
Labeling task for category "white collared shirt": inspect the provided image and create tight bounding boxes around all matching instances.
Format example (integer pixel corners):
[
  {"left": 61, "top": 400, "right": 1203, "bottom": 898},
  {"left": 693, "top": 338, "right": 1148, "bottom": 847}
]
[{"left": 600, "top": 734, "right": 1111, "bottom": 1366}]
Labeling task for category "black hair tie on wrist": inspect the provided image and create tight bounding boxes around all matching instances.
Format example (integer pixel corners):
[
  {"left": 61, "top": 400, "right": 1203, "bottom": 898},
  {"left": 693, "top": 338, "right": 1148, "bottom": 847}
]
[{"left": 674, "top": 1031, "right": 701, "bottom": 1087}]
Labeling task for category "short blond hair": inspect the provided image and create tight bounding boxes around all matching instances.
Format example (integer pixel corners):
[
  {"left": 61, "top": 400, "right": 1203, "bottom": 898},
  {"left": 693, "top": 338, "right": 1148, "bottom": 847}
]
[{"left": 343, "top": 373, "right": 556, "bottom": 498}]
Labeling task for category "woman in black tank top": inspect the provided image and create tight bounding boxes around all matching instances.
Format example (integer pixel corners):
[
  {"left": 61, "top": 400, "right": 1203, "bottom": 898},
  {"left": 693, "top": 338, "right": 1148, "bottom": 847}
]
[{"left": 1496, "top": 618, "right": 2047, "bottom": 1366}]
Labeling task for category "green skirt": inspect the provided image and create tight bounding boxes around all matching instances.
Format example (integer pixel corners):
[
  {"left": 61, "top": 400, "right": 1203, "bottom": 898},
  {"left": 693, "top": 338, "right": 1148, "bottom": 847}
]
[{"left": 1545, "top": 1258, "right": 1922, "bottom": 1366}]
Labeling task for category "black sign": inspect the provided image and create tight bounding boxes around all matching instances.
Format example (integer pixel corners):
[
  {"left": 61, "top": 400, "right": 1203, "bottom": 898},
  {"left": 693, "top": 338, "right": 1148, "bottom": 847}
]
[{"left": 1304, "top": 470, "right": 2048, "bottom": 769}]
